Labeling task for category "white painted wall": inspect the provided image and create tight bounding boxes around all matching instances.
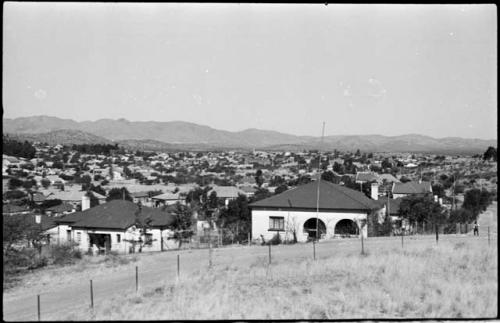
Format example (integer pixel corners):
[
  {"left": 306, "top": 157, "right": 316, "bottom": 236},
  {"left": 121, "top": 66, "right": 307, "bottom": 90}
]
[
  {"left": 71, "top": 226, "right": 179, "bottom": 254},
  {"left": 251, "top": 209, "right": 369, "bottom": 243}
]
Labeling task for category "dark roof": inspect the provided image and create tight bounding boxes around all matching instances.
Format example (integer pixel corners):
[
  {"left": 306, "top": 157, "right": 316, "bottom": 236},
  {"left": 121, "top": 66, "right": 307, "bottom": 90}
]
[
  {"left": 393, "top": 181, "right": 432, "bottom": 194},
  {"left": 355, "top": 172, "right": 379, "bottom": 183},
  {"left": 3, "top": 204, "right": 30, "bottom": 214},
  {"left": 32, "top": 192, "right": 46, "bottom": 203},
  {"left": 375, "top": 196, "right": 404, "bottom": 216},
  {"left": 22, "top": 214, "right": 59, "bottom": 231},
  {"left": 57, "top": 200, "right": 175, "bottom": 230},
  {"left": 131, "top": 191, "right": 149, "bottom": 198},
  {"left": 249, "top": 181, "right": 381, "bottom": 211},
  {"left": 46, "top": 202, "right": 76, "bottom": 214}
]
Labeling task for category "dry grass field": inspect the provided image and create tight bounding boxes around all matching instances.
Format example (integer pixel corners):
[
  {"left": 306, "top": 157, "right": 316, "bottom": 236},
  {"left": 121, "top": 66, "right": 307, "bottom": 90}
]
[
  {"left": 4, "top": 203, "right": 497, "bottom": 321},
  {"left": 44, "top": 236, "right": 497, "bottom": 320}
]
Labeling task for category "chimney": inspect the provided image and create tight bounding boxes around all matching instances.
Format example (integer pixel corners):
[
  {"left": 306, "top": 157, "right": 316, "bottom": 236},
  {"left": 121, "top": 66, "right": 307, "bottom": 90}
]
[
  {"left": 82, "top": 194, "right": 90, "bottom": 211},
  {"left": 371, "top": 183, "right": 379, "bottom": 200},
  {"left": 434, "top": 195, "right": 438, "bottom": 202}
]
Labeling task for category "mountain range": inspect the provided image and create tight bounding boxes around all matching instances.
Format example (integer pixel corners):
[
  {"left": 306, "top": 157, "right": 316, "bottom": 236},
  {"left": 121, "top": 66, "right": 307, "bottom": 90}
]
[{"left": 3, "top": 116, "right": 497, "bottom": 153}]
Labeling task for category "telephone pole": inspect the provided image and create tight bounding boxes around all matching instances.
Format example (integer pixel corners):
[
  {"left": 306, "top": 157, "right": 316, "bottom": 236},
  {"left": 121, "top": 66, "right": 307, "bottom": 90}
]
[{"left": 315, "top": 122, "right": 326, "bottom": 241}]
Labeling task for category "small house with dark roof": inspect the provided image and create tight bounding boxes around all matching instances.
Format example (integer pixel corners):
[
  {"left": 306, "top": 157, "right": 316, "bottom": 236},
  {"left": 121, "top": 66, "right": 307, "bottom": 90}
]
[
  {"left": 53, "top": 200, "right": 177, "bottom": 254},
  {"left": 392, "top": 181, "right": 432, "bottom": 199},
  {"left": 249, "top": 181, "right": 383, "bottom": 242}
]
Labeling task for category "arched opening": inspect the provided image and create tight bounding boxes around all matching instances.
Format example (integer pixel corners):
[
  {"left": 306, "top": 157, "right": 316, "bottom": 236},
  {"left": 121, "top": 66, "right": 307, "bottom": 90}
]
[
  {"left": 303, "top": 218, "right": 326, "bottom": 240},
  {"left": 335, "top": 219, "right": 359, "bottom": 237}
]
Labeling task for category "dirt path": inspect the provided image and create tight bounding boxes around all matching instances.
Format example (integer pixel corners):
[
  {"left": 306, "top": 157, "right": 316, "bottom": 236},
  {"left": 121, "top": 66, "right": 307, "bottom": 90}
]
[{"left": 3, "top": 211, "right": 496, "bottom": 321}]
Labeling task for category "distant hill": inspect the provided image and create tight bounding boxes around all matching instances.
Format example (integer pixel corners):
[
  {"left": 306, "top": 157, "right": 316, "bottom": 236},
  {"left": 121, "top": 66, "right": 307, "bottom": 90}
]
[
  {"left": 6, "top": 129, "right": 112, "bottom": 146},
  {"left": 3, "top": 115, "right": 497, "bottom": 153}
]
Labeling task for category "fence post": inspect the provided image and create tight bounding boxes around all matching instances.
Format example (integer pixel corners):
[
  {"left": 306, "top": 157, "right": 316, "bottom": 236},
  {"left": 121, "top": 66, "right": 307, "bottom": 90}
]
[
  {"left": 37, "top": 294, "right": 41, "bottom": 321},
  {"left": 313, "top": 240, "right": 316, "bottom": 260},
  {"left": 435, "top": 224, "right": 439, "bottom": 245},
  {"left": 268, "top": 243, "right": 271, "bottom": 265},
  {"left": 135, "top": 266, "right": 138, "bottom": 292},
  {"left": 401, "top": 231, "right": 404, "bottom": 248},
  {"left": 423, "top": 221, "right": 425, "bottom": 234},
  {"left": 90, "top": 280, "right": 94, "bottom": 309},
  {"left": 361, "top": 233, "right": 365, "bottom": 255},
  {"left": 209, "top": 240, "right": 212, "bottom": 268},
  {"left": 248, "top": 233, "right": 251, "bottom": 246},
  {"left": 177, "top": 254, "right": 180, "bottom": 280},
  {"left": 488, "top": 226, "right": 490, "bottom": 246}
]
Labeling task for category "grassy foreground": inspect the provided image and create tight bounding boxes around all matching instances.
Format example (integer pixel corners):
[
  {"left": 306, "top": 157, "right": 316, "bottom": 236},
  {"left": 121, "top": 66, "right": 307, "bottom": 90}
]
[{"left": 53, "top": 237, "right": 497, "bottom": 320}]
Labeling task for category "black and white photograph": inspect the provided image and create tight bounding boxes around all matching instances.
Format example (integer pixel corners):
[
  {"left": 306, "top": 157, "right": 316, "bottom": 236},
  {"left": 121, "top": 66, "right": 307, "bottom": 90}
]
[{"left": 2, "top": 2, "right": 497, "bottom": 321}]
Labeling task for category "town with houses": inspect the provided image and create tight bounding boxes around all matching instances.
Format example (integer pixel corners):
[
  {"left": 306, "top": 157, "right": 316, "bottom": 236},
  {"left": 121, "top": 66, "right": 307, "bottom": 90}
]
[{"left": 3, "top": 138, "right": 497, "bottom": 256}]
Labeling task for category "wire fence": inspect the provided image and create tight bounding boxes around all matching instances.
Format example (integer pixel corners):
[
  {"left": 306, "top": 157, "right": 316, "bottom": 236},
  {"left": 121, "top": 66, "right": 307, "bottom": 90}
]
[{"left": 3, "top": 228, "right": 497, "bottom": 321}]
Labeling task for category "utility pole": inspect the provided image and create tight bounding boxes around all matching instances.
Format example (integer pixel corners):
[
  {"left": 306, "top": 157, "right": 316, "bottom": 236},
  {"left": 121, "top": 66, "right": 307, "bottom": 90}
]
[{"left": 315, "top": 122, "right": 325, "bottom": 241}]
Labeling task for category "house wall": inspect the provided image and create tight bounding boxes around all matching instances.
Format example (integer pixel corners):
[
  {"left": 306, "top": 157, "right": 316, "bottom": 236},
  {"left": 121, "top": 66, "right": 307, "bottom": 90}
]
[
  {"left": 71, "top": 226, "right": 178, "bottom": 254},
  {"left": 251, "top": 209, "right": 369, "bottom": 243},
  {"left": 54, "top": 224, "right": 73, "bottom": 245}
]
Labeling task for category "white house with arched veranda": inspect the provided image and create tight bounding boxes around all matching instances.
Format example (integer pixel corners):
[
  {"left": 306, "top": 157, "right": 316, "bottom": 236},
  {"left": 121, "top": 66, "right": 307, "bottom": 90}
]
[{"left": 249, "top": 181, "right": 383, "bottom": 242}]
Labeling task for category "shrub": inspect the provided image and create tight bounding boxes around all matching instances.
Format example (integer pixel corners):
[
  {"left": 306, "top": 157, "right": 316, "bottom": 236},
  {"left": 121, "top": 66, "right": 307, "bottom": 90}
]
[
  {"left": 267, "top": 233, "right": 282, "bottom": 245},
  {"left": 49, "top": 243, "right": 82, "bottom": 265}
]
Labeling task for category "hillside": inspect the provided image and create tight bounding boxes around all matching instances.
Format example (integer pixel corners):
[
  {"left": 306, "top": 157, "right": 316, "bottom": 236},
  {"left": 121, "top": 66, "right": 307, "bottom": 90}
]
[
  {"left": 6, "top": 129, "right": 112, "bottom": 146},
  {"left": 3, "top": 116, "right": 497, "bottom": 153}
]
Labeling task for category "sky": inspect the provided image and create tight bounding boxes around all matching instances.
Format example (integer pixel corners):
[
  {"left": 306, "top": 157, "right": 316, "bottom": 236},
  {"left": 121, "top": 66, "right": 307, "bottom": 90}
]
[{"left": 3, "top": 3, "right": 497, "bottom": 139}]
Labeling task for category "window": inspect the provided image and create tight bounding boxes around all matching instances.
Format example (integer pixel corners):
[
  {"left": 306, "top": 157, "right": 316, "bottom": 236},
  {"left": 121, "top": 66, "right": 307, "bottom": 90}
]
[
  {"left": 145, "top": 233, "right": 153, "bottom": 246},
  {"left": 269, "top": 217, "right": 285, "bottom": 231},
  {"left": 67, "top": 230, "right": 71, "bottom": 242},
  {"left": 76, "top": 232, "right": 81, "bottom": 243},
  {"left": 117, "top": 234, "right": 121, "bottom": 243}
]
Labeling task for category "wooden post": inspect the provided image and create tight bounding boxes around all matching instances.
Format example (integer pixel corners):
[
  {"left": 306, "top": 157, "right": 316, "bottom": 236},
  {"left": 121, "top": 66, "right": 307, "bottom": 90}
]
[
  {"left": 90, "top": 280, "right": 94, "bottom": 309},
  {"left": 488, "top": 226, "right": 490, "bottom": 246},
  {"left": 209, "top": 240, "right": 212, "bottom": 268},
  {"left": 361, "top": 233, "right": 365, "bottom": 255},
  {"left": 268, "top": 244, "right": 271, "bottom": 265},
  {"left": 401, "top": 231, "right": 404, "bottom": 248},
  {"left": 177, "top": 254, "right": 180, "bottom": 280},
  {"left": 135, "top": 266, "right": 138, "bottom": 292},
  {"left": 423, "top": 221, "right": 425, "bottom": 234},
  {"left": 313, "top": 240, "right": 316, "bottom": 260},
  {"left": 248, "top": 233, "right": 251, "bottom": 246},
  {"left": 37, "top": 294, "right": 41, "bottom": 321},
  {"left": 435, "top": 224, "right": 439, "bottom": 245}
]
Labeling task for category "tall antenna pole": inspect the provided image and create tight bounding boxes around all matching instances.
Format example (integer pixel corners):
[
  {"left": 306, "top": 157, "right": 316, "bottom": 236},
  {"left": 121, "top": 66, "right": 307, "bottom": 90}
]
[{"left": 315, "top": 122, "right": 326, "bottom": 241}]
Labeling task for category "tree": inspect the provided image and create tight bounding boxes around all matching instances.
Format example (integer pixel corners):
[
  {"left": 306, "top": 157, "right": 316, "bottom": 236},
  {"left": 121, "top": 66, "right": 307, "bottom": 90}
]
[
  {"left": 168, "top": 203, "right": 195, "bottom": 248},
  {"left": 251, "top": 188, "right": 272, "bottom": 202},
  {"left": 449, "top": 208, "right": 474, "bottom": 224},
  {"left": 4, "top": 190, "right": 27, "bottom": 200},
  {"left": 398, "top": 195, "right": 446, "bottom": 230},
  {"left": 8, "top": 178, "right": 24, "bottom": 190},
  {"left": 3, "top": 214, "right": 46, "bottom": 256},
  {"left": 41, "top": 178, "right": 51, "bottom": 189},
  {"left": 123, "top": 166, "right": 133, "bottom": 178},
  {"left": 86, "top": 191, "right": 100, "bottom": 208},
  {"left": 321, "top": 171, "right": 336, "bottom": 183},
  {"left": 255, "top": 169, "right": 264, "bottom": 188},
  {"left": 483, "top": 146, "right": 497, "bottom": 162},
  {"left": 275, "top": 184, "right": 289, "bottom": 195},
  {"left": 106, "top": 187, "right": 132, "bottom": 202},
  {"left": 2, "top": 137, "right": 36, "bottom": 159},
  {"left": 431, "top": 184, "right": 445, "bottom": 198},
  {"left": 216, "top": 194, "right": 251, "bottom": 243},
  {"left": 463, "top": 188, "right": 492, "bottom": 218}
]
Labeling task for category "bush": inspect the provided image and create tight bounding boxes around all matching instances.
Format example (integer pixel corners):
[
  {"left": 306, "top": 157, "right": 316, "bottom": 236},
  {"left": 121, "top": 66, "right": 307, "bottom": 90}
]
[
  {"left": 49, "top": 243, "right": 82, "bottom": 265},
  {"left": 267, "top": 233, "right": 282, "bottom": 245}
]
